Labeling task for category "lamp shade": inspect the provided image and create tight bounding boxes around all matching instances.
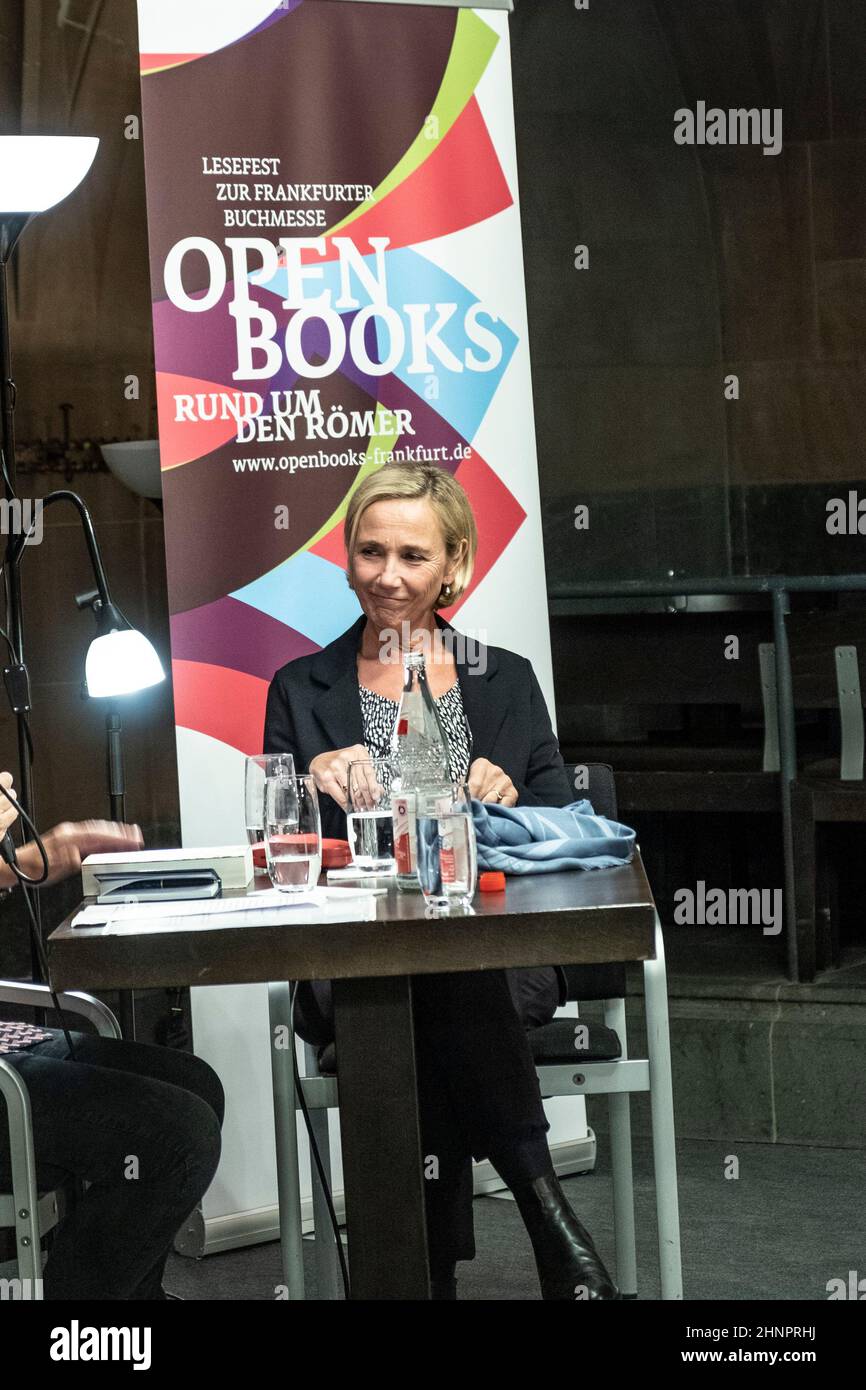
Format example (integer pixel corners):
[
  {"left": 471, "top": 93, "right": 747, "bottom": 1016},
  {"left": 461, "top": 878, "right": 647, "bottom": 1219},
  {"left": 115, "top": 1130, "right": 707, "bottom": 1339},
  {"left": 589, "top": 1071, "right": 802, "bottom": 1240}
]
[
  {"left": 0, "top": 136, "right": 99, "bottom": 213},
  {"left": 101, "top": 441, "right": 163, "bottom": 500},
  {"left": 85, "top": 628, "right": 165, "bottom": 698}
]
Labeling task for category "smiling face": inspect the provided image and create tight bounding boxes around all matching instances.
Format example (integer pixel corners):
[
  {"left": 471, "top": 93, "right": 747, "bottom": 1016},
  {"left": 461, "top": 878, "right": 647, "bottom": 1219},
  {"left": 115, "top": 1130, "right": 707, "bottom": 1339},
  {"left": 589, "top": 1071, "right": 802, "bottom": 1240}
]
[{"left": 349, "top": 497, "right": 462, "bottom": 635}]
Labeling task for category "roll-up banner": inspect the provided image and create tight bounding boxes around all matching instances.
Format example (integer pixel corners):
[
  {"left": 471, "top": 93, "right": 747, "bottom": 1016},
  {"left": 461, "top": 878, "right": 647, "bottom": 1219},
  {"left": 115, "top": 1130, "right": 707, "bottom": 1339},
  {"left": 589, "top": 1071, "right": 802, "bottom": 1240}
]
[{"left": 136, "top": 0, "right": 587, "bottom": 1249}]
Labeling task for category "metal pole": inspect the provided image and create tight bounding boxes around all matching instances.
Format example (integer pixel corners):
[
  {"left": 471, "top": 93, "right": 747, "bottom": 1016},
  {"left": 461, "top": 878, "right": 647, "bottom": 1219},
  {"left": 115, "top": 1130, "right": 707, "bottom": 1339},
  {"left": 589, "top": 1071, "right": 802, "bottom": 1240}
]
[
  {"left": 0, "top": 234, "right": 43, "bottom": 985},
  {"left": 268, "top": 982, "right": 306, "bottom": 1299},
  {"left": 303, "top": 1040, "right": 343, "bottom": 1300},
  {"left": 644, "top": 912, "right": 683, "bottom": 1299},
  {"left": 772, "top": 589, "right": 800, "bottom": 981},
  {"left": 550, "top": 573, "right": 866, "bottom": 603},
  {"left": 106, "top": 706, "right": 136, "bottom": 1039},
  {"left": 106, "top": 710, "right": 126, "bottom": 821}
]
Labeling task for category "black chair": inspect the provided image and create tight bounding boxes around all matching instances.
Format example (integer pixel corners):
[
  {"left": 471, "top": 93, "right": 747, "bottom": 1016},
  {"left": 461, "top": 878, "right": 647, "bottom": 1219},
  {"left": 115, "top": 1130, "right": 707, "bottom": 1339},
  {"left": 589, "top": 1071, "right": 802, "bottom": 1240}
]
[{"left": 0, "top": 981, "right": 122, "bottom": 1299}]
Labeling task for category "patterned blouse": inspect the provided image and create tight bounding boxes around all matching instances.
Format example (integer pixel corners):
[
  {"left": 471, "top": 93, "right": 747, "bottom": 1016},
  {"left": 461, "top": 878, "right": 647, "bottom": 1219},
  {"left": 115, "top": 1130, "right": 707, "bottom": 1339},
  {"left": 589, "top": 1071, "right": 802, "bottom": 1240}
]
[{"left": 358, "top": 680, "right": 473, "bottom": 783}]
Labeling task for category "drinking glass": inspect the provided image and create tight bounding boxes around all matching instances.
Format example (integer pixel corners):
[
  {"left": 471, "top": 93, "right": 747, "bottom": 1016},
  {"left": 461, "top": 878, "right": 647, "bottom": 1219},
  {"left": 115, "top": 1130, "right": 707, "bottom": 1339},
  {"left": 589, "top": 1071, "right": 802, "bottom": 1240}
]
[
  {"left": 346, "top": 758, "right": 396, "bottom": 873},
  {"left": 415, "top": 781, "right": 477, "bottom": 912},
  {"left": 264, "top": 772, "right": 321, "bottom": 893},
  {"left": 246, "top": 753, "right": 295, "bottom": 854}
]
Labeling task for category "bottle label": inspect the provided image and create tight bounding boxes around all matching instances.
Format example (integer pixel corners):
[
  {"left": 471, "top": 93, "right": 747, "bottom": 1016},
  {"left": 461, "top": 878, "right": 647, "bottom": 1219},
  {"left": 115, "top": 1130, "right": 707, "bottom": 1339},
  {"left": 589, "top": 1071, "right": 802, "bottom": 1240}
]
[
  {"left": 393, "top": 793, "right": 416, "bottom": 873},
  {"left": 439, "top": 840, "right": 456, "bottom": 884}
]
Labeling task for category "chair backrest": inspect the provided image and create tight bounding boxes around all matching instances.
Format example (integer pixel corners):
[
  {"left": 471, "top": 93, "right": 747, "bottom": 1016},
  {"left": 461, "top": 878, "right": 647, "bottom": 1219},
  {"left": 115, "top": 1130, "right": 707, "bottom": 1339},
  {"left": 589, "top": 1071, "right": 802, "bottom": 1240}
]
[
  {"left": 787, "top": 611, "right": 866, "bottom": 779},
  {"left": 563, "top": 761, "right": 618, "bottom": 819},
  {"left": 590, "top": 762, "right": 618, "bottom": 820},
  {"left": 787, "top": 611, "right": 866, "bottom": 706},
  {"left": 561, "top": 763, "right": 627, "bottom": 1000}
]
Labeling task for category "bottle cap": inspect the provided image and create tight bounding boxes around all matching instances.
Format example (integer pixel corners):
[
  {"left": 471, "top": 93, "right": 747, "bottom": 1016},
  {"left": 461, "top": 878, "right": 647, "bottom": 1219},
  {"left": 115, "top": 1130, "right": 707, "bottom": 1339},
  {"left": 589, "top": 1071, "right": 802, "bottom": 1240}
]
[{"left": 479, "top": 871, "right": 506, "bottom": 893}]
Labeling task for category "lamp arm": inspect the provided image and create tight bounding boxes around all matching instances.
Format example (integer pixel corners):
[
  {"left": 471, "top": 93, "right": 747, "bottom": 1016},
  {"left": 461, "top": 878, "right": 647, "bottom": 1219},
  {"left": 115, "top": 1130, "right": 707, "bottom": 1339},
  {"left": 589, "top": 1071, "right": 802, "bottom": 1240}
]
[{"left": 8, "top": 487, "right": 113, "bottom": 605}]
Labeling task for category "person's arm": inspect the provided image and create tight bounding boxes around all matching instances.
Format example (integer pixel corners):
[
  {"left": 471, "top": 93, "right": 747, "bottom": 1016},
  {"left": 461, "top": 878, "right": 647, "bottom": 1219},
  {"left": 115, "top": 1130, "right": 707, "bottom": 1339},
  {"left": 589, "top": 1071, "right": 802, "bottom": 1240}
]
[
  {"left": 512, "top": 661, "right": 573, "bottom": 808},
  {"left": 0, "top": 819, "right": 144, "bottom": 890},
  {"left": 0, "top": 771, "right": 19, "bottom": 889},
  {"left": 264, "top": 671, "right": 364, "bottom": 808},
  {"left": 0, "top": 772, "right": 18, "bottom": 834},
  {"left": 264, "top": 671, "right": 300, "bottom": 762}
]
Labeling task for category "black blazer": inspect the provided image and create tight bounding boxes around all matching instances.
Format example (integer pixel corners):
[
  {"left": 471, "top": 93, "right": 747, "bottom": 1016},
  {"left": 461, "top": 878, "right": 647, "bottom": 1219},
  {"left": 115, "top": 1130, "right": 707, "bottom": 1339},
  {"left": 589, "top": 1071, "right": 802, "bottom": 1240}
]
[{"left": 263, "top": 612, "right": 573, "bottom": 840}]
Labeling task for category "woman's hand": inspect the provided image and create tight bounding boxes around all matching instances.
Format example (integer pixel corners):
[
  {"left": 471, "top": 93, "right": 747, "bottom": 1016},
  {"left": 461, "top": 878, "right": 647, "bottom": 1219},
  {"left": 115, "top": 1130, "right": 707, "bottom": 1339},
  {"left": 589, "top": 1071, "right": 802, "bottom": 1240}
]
[
  {"left": 309, "top": 745, "right": 370, "bottom": 812},
  {"left": 468, "top": 758, "right": 518, "bottom": 806},
  {"left": 17, "top": 819, "right": 144, "bottom": 887},
  {"left": 0, "top": 772, "right": 19, "bottom": 837}
]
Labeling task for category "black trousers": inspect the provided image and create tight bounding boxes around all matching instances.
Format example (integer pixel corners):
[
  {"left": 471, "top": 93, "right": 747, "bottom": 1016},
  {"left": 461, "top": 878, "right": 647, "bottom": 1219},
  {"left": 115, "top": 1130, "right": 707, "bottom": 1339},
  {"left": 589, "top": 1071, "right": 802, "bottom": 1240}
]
[
  {"left": 0, "top": 1034, "right": 224, "bottom": 1299},
  {"left": 294, "top": 965, "right": 562, "bottom": 1265}
]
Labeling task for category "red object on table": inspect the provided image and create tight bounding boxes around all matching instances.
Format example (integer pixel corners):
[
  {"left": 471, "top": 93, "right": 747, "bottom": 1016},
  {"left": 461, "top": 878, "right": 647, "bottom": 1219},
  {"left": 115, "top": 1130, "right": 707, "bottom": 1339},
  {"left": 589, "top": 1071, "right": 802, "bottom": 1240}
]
[
  {"left": 253, "top": 838, "right": 352, "bottom": 870},
  {"left": 479, "top": 871, "right": 506, "bottom": 892},
  {"left": 322, "top": 839, "right": 352, "bottom": 868}
]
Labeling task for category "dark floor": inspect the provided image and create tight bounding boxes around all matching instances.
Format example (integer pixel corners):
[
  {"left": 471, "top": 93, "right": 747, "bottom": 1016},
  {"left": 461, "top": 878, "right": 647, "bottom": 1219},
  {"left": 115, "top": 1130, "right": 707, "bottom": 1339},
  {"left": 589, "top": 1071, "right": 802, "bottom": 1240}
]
[{"left": 164, "top": 1131, "right": 864, "bottom": 1301}]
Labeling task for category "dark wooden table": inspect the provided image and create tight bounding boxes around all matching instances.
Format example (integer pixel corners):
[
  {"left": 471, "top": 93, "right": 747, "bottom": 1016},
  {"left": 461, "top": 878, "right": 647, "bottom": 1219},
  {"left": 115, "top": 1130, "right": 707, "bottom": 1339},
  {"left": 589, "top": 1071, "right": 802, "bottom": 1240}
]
[{"left": 48, "top": 858, "right": 658, "bottom": 1300}]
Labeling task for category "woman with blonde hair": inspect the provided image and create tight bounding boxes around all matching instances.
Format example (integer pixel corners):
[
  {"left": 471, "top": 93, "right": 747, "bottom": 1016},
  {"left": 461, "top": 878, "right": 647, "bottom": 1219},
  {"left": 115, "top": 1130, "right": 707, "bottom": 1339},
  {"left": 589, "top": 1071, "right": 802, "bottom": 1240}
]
[{"left": 265, "top": 463, "right": 619, "bottom": 1301}]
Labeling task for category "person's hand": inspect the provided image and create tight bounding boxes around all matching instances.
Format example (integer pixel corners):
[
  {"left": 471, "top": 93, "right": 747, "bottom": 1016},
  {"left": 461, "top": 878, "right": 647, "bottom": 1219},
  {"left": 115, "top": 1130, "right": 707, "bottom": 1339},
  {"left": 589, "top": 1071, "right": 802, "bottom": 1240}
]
[
  {"left": 468, "top": 758, "right": 518, "bottom": 807},
  {"left": 19, "top": 819, "right": 144, "bottom": 886},
  {"left": 0, "top": 772, "right": 19, "bottom": 837},
  {"left": 343, "top": 759, "right": 385, "bottom": 811},
  {"left": 309, "top": 745, "right": 370, "bottom": 812}
]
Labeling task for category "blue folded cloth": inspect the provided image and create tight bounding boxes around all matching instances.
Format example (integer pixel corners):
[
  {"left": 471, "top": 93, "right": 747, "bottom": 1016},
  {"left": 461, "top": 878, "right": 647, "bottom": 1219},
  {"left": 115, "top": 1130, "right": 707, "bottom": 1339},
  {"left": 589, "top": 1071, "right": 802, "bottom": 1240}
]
[{"left": 471, "top": 799, "right": 636, "bottom": 874}]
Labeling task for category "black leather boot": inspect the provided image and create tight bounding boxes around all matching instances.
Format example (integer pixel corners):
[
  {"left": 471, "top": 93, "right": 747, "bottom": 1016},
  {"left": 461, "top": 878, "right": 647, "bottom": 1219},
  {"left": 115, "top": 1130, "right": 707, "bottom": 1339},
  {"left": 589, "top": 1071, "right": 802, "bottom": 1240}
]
[
  {"left": 430, "top": 1262, "right": 458, "bottom": 1300},
  {"left": 512, "top": 1172, "right": 620, "bottom": 1301}
]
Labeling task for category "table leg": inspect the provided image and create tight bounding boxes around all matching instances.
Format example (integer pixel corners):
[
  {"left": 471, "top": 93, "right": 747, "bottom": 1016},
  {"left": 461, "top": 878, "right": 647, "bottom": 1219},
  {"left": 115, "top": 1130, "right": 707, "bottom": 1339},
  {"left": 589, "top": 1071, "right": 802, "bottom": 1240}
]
[
  {"left": 332, "top": 974, "right": 430, "bottom": 1300},
  {"left": 644, "top": 912, "right": 684, "bottom": 1300},
  {"left": 267, "top": 982, "right": 305, "bottom": 1300}
]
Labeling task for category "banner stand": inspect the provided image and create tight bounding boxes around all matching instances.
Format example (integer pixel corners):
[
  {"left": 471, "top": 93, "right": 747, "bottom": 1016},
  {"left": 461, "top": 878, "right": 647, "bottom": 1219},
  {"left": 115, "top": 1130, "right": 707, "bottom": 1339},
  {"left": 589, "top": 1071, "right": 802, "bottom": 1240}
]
[{"left": 137, "top": 0, "right": 590, "bottom": 1261}]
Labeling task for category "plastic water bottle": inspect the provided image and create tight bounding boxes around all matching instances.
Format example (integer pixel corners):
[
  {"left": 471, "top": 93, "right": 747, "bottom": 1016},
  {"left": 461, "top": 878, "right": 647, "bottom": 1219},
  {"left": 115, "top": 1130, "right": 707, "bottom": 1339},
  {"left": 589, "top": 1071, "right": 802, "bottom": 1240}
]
[{"left": 390, "top": 650, "right": 452, "bottom": 893}]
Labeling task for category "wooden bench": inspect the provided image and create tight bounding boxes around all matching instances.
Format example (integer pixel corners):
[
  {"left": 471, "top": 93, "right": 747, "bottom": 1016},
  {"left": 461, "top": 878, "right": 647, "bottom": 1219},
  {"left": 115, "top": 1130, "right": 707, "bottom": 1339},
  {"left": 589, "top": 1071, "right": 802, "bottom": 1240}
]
[
  {"left": 550, "top": 604, "right": 866, "bottom": 977},
  {"left": 787, "top": 610, "right": 866, "bottom": 979},
  {"left": 550, "top": 610, "right": 780, "bottom": 815}
]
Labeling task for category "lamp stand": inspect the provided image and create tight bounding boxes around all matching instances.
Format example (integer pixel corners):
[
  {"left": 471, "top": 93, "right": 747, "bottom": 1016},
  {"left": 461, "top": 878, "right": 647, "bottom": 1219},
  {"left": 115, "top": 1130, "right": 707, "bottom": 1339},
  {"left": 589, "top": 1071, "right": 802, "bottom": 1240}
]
[
  {"left": 106, "top": 709, "right": 126, "bottom": 821},
  {"left": 4, "top": 227, "right": 134, "bottom": 1033},
  {"left": 1, "top": 217, "right": 44, "bottom": 987},
  {"left": 106, "top": 705, "right": 137, "bottom": 1039}
]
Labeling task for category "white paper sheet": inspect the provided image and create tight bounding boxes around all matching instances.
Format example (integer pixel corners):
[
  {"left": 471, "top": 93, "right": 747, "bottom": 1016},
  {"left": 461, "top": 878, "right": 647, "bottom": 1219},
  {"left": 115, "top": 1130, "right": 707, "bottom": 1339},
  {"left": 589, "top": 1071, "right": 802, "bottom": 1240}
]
[{"left": 71, "top": 886, "right": 379, "bottom": 930}]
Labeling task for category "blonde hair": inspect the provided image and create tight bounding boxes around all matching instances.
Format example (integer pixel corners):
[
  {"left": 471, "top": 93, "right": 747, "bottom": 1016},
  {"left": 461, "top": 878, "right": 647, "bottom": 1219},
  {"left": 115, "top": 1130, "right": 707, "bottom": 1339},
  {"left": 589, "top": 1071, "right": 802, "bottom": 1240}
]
[{"left": 344, "top": 464, "right": 477, "bottom": 607}]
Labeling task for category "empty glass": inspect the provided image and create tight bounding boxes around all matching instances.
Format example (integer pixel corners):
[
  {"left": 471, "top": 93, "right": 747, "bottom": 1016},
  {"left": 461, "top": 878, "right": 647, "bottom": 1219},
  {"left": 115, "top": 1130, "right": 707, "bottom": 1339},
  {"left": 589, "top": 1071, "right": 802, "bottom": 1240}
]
[
  {"left": 346, "top": 758, "right": 396, "bottom": 873},
  {"left": 264, "top": 772, "right": 321, "bottom": 893},
  {"left": 415, "top": 781, "right": 477, "bottom": 912}
]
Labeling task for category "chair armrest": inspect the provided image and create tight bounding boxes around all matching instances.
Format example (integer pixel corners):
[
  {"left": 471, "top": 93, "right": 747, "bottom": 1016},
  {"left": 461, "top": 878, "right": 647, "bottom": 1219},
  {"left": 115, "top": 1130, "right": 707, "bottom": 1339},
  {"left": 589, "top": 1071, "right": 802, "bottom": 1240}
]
[
  {"left": 0, "top": 1056, "right": 33, "bottom": 1118},
  {"left": 0, "top": 1056, "right": 40, "bottom": 1232},
  {"left": 0, "top": 980, "right": 121, "bottom": 1039}
]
